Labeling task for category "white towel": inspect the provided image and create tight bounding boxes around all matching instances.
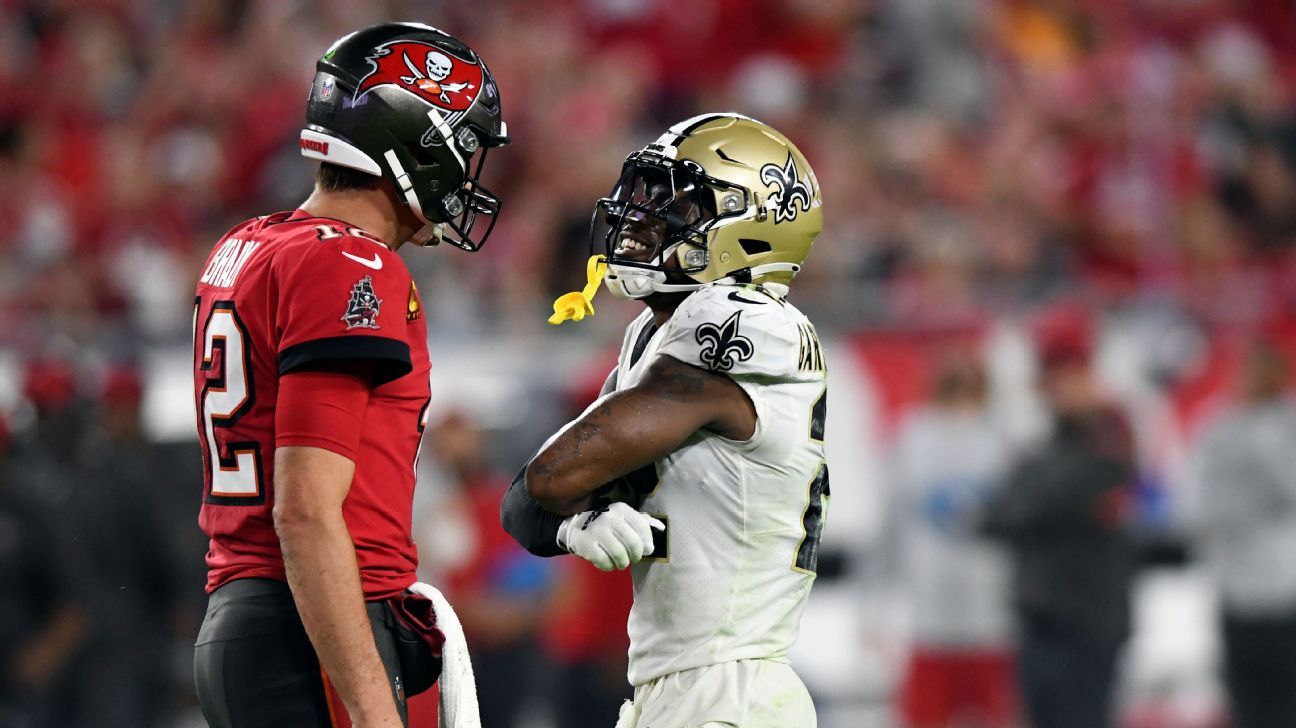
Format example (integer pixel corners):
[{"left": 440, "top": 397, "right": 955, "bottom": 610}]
[{"left": 407, "top": 581, "right": 481, "bottom": 728}]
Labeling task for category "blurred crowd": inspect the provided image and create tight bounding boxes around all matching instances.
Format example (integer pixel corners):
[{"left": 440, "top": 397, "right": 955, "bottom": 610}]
[
  {"left": 0, "top": 363, "right": 204, "bottom": 725},
  {"left": 3, "top": 0, "right": 1296, "bottom": 345},
  {"left": 881, "top": 328, "right": 1296, "bottom": 728},
  {"left": 2, "top": 0, "right": 1296, "bottom": 727}
]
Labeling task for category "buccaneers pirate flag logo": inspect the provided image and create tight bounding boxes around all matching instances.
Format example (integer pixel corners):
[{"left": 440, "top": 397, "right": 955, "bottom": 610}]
[
  {"left": 342, "top": 275, "right": 383, "bottom": 330},
  {"left": 354, "top": 41, "right": 484, "bottom": 112}
]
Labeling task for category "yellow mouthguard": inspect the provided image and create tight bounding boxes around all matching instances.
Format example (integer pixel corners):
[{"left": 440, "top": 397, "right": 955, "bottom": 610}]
[{"left": 548, "top": 255, "right": 608, "bottom": 324}]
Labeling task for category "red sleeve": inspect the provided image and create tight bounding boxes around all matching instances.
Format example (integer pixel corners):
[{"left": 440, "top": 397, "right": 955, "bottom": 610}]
[
  {"left": 274, "top": 233, "right": 414, "bottom": 386},
  {"left": 275, "top": 369, "right": 371, "bottom": 459}
]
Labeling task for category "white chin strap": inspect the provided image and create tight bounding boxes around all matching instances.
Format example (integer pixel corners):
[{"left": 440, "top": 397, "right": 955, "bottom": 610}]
[
  {"left": 604, "top": 261, "right": 802, "bottom": 300},
  {"left": 410, "top": 222, "right": 446, "bottom": 247},
  {"left": 382, "top": 147, "right": 454, "bottom": 247}
]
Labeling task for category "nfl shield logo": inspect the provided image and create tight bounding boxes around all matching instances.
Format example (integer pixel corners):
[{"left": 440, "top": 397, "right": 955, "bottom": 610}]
[{"left": 319, "top": 77, "right": 335, "bottom": 101}]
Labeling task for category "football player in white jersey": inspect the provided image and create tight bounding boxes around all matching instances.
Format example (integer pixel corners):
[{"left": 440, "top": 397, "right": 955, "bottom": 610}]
[{"left": 502, "top": 113, "right": 828, "bottom": 727}]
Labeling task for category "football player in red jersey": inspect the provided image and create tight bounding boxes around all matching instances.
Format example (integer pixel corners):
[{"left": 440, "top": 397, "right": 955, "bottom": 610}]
[{"left": 191, "top": 23, "right": 507, "bottom": 728}]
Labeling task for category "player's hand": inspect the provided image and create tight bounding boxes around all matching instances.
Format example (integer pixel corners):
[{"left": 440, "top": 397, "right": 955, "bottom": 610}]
[{"left": 558, "top": 502, "right": 665, "bottom": 571}]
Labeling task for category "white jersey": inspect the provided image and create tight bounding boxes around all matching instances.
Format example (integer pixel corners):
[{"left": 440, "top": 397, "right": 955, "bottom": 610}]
[{"left": 611, "top": 282, "right": 829, "bottom": 687}]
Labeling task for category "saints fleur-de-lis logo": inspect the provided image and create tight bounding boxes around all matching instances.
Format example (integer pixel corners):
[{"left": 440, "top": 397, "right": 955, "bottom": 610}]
[
  {"left": 694, "top": 311, "right": 755, "bottom": 371},
  {"left": 760, "top": 152, "right": 813, "bottom": 223}
]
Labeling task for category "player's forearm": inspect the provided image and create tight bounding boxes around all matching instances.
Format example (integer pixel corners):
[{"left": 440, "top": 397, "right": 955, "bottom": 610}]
[
  {"left": 525, "top": 457, "right": 603, "bottom": 515},
  {"left": 523, "top": 435, "right": 629, "bottom": 510},
  {"left": 526, "top": 385, "right": 704, "bottom": 513},
  {"left": 277, "top": 511, "right": 399, "bottom": 724}
]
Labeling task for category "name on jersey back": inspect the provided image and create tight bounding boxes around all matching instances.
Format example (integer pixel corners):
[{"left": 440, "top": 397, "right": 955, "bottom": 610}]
[{"left": 201, "top": 238, "right": 261, "bottom": 288}]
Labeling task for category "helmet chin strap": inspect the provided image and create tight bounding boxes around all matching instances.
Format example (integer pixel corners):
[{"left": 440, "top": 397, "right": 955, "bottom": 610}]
[
  {"left": 410, "top": 222, "right": 446, "bottom": 247},
  {"left": 384, "top": 148, "right": 448, "bottom": 247},
  {"left": 604, "top": 260, "right": 803, "bottom": 299}
]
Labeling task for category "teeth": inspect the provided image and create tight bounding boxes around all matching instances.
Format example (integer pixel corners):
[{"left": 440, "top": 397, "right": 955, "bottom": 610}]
[{"left": 618, "top": 237, "right": 649, "bottom": 253}]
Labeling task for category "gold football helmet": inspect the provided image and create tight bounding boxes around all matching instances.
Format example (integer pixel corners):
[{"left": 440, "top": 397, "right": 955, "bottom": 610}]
[{"left": 593, "top": 113, "right": 823, "bottom": 299}]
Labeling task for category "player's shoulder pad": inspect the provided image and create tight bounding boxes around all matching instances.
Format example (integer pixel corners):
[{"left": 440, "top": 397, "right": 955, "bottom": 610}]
[
  {"left": 314, "top": 226, "right": 405, "bottom": 268},
  {"left": 657, "top": 283, "right": 802, "bottom": 378},
  {"left": 276, "top": 224, "right": 410, "bottom": 286},
  {"left": 223, "top": 215, "right": 267, "bottom": 239}
]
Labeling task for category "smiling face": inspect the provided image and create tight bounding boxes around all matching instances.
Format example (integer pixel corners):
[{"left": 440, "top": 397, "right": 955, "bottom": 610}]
[
  {"left": 613, "top": 181, "right": 672, "bottom": 263},
  {"left": 602, "top": 161, "right": 713, "bottom": 265}
]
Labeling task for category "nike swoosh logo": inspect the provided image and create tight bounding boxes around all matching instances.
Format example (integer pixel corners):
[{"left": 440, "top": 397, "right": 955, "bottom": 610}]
[
  {"left": 727, "top": 290, "right": 767, "bottom": 305},
  {"left": 341, "top": 251, "right": 383, "bottom": 270}
]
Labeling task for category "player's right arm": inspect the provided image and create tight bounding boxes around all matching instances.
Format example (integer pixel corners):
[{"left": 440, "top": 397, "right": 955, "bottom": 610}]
[
  {"left": 273, "top": 364, "right": 401, "bottom": 726},
  {"left": 274, "top": 441, "right": 401, "bottom": 726},
  {"left": 526, "top": 353, "right": 756, "bottom": 515},
  {"left": 267, "top": 235, "right": 415, "bottom": 726},
  {"left": 499, "top": 366, "right": 620, "bottom": 558},
  {"left": 502, "top": 354, "right": 750, "bottom": 569}
]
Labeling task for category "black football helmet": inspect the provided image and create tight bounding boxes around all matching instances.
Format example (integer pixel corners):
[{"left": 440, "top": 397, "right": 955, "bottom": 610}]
[{"left": 301, "top": 23, "right": 508, "bottom": 250}]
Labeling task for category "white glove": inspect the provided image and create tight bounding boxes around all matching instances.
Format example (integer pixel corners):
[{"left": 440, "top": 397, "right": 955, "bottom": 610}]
[{"left": 557, "top": 502, "right": 665, "bottom": 571}]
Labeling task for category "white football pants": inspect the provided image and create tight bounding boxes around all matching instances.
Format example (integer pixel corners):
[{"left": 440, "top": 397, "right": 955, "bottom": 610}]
[{"left": 613, "top": 658, "right": 816, "bottom": 728}]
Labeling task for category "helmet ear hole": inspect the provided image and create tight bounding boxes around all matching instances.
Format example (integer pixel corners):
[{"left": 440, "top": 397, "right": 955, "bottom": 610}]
[{"left": 738, "top": 238, "right": 773, "bottom": 255}]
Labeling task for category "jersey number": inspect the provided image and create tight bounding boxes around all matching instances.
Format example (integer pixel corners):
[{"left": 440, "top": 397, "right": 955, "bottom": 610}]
[
  {"left": 795, "top": 386, "right": 829, "bottom": 573},
  {"left": 794, "top": 462, "right": 830, "bottom": 573},
  {"left": 196, "top": 300, "right": 265, "bottom": 504}
]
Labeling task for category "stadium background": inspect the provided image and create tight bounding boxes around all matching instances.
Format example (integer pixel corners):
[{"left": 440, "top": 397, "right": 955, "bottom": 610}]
[{"left": 2, "top": 0, "right": 1296, "bottom": 726}]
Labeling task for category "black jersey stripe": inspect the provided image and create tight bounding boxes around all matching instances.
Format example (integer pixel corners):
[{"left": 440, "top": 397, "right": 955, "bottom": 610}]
[
  {"left": 628, "top": 320, "right": 659, "bottom": 369},
  {"left": 278, "top": 335, "right": 412, "bottom": 386}
]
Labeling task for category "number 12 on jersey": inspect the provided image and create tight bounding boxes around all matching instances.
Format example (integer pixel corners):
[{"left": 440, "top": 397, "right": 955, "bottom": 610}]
[{"left": 195, "top": 298, "right": 265, "bottom": 503}]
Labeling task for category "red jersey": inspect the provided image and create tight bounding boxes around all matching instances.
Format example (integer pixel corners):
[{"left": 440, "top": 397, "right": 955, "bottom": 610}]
[{"left": 193, "top": 209, "right": 430, "bottom": 599}]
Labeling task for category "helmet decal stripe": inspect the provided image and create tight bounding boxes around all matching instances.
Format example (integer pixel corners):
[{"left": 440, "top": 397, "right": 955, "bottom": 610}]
[{"left": 668, "top": 113, "right": 725, "bottom": 136}]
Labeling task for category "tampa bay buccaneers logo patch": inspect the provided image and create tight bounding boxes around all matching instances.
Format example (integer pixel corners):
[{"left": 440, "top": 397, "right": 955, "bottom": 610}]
[
  {"left": 695, "top": 311, "right": 755, "bottom": 371},
  {"left": 342, "top": 275, "right": 382, "bottom": 330},
  {"left": 761, "top": 152, "right": 813, "bottom": 224},
  {"left": 354, "top": 41, "right": 483, "bottom": 112}
]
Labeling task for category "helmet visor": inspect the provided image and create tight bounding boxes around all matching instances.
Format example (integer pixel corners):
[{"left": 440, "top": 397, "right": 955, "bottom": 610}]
[{"left": 590, "top": 152, "right": 746, "bottom": 274}]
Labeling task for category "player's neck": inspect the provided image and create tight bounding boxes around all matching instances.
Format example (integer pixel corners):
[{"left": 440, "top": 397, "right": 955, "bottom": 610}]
[
  {"left": 300, "top": 186, "right": 414, "bottom": 250},
  {"left": 645, "top": 291, "right": 689, "bottom": 328}
]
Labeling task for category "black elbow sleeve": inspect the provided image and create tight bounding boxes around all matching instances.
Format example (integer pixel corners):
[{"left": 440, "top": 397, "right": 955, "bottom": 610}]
[{"left": 500, "top": 467, "right": 567, "bottom": 558}]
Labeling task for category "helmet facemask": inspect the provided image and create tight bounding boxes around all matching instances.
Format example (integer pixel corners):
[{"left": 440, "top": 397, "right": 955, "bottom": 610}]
[
  {"left": 404, "top": 125, "right": 504, "bottom": 251},
  {"left": 591, "top": 151, "right": 750, "bottom": 299}
]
